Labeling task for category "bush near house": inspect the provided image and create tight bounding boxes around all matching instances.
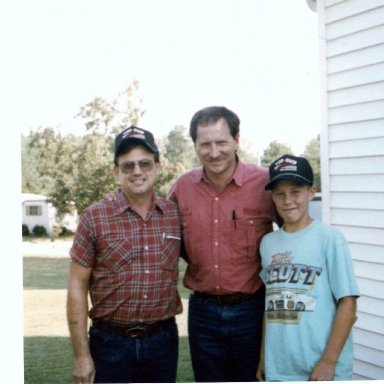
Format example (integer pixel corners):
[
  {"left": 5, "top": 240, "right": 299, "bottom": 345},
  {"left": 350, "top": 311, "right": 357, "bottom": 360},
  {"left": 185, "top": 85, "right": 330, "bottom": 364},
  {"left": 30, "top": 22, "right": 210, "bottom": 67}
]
[
  {"left": 22, "top": 225, "right": 74, "bottom": 239},
  {"left": 32, "top": 225, "right": 48, "bottom": 237},
  {"left": 22, "top": 224, "right": 30, "bottom": 236}
]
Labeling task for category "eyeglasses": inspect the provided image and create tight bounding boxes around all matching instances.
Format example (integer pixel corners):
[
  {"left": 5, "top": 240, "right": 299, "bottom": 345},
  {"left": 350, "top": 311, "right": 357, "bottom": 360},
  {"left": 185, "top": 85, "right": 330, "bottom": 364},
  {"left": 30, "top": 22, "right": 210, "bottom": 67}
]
[{"left": 117, "top": 160, "right": 155, "bottom": 174}]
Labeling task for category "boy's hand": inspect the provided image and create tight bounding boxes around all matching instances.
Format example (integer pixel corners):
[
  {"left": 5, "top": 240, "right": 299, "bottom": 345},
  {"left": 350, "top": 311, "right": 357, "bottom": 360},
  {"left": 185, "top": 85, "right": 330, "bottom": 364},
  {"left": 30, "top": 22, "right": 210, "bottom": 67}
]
[
  {"left": 256, "top": 359, "right": 265, "bottom": 381},
  {"left": 309, "top": 359, "right": 335, "bottom": 381},
  {"left": 256, "top": 366, "right": 265, "bottom": 382}
]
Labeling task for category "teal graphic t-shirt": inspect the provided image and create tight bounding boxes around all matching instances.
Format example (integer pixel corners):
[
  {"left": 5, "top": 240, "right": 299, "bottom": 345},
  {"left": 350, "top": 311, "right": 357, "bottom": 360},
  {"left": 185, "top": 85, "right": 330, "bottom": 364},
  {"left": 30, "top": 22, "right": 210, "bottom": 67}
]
[{"left": 260, "top": 220, "right": 359, "bottom": 381}]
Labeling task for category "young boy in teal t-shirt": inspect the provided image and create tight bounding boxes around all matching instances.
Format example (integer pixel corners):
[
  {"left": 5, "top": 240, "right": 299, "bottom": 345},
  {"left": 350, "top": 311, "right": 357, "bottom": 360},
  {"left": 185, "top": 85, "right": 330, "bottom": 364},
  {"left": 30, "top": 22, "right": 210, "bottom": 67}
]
[{"left": 257, "top": 154, "right": 359, "bottom": 381}]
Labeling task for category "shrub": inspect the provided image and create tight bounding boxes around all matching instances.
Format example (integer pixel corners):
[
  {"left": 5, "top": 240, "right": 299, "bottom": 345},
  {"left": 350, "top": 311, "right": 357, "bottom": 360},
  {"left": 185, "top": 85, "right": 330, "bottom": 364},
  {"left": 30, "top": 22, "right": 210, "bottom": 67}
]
[
  {"left": 52, "top": 225, "right": 63, "bottom": 238},
  {"left": 59, "top": 226, "right": 74, "bottom": 237},
  {"left": 32, "top": 225, "right": 48, "bottom": 237},
  {"left": 22, "top": 224, "right": 30, "bottom": 236}
]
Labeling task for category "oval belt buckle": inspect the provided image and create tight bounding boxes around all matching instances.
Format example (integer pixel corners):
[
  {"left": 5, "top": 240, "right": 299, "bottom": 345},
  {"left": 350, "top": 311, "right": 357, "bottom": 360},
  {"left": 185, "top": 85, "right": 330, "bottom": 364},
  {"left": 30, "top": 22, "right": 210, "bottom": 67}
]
[{"left": 126, "top": 326, "right": 146, "bottom": 338}]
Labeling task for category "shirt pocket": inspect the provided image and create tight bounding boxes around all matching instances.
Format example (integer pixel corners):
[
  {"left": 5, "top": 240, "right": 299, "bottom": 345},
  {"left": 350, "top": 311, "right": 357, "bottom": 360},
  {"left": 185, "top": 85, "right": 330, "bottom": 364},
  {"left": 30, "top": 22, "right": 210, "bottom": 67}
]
[
  {"left": 96, "top": 238, "right": 134, "bottom": 272},
  {"left": 231, "top": 217, "right": 268, "bottom": 263},
  {"left": 161, "top": 233, "right": 181, "bottom": 272}
]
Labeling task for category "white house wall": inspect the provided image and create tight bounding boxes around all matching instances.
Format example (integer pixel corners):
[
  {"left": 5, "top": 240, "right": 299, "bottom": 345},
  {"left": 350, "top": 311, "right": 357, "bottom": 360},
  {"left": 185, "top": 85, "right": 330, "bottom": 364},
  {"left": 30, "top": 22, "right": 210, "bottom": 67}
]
[
  {"left": 22, "top": 201, "right": 52, "bottom": 234},
  {"left": 317, "top": 0, "right": 384, "bottom": 379}
]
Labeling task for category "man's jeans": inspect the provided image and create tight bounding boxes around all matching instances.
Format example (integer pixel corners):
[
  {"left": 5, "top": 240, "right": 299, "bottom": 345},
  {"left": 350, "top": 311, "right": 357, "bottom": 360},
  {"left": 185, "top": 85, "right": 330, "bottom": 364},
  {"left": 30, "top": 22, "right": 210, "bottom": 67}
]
[
  {"left": 188, "top": 292, "right": 264, "bottom": 382},
  {"left": 89, "top": 321, "right": 178, "bottom": 383}
]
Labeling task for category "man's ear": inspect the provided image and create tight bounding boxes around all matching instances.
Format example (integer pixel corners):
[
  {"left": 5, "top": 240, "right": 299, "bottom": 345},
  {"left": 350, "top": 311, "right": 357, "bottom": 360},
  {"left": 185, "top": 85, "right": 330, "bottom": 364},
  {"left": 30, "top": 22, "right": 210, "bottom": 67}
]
[
  {"left": 154, "top": 162, "right": 162, "bottom": 177},
  {"left": 112, "top": 165, "right": 119, "bottom": 179}
]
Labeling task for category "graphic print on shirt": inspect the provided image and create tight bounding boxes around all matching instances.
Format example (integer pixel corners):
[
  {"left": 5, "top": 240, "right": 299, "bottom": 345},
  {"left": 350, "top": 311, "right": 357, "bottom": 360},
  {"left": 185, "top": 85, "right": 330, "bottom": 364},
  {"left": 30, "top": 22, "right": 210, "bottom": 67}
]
[{"left": 264, "top": 251, "right": 323, "bottom": 324}]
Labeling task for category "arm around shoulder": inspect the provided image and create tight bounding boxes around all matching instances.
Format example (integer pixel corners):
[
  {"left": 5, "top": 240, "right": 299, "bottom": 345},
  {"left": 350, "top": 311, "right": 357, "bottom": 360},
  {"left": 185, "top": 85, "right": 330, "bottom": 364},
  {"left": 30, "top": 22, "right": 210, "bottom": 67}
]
[{"left": 67, "top": 260, "right": 95, "bottom": 383}]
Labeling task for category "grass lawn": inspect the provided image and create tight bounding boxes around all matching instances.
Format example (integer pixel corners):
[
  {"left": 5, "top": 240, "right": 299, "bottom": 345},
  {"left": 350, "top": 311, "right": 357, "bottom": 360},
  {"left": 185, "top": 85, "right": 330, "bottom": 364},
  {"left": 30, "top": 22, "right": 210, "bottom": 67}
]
[
  {"left": 24, "top": 336, "right": 193, "bottom": 383},
  {"left": 23, "top": 255, "right": 194, "bottom": 383}
]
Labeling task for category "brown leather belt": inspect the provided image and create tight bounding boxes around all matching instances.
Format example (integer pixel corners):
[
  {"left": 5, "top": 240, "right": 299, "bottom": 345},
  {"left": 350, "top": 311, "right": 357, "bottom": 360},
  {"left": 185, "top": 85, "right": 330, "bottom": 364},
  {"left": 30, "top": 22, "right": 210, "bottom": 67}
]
[
  {"left": 194, "top": 288, "right": 265, "bottom": 306},
  {"left": 92, "top": 317, "right": 175, "bottom": 338}
]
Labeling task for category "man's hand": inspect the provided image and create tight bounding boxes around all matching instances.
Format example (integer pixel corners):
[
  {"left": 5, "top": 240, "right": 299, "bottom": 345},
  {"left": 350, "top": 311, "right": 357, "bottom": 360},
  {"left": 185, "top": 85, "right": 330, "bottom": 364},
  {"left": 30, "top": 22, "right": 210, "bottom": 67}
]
[
  {"left": 72, "top": 355, "right": 95, "bottom": 384},
  {"left": 309, "top": 359, "right": 335, "bottom": 381}
]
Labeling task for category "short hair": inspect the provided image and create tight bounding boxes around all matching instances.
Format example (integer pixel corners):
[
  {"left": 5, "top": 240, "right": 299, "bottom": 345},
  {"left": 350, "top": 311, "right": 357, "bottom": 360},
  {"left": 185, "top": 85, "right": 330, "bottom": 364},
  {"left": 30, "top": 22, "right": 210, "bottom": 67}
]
[{"left": 189, "top": 106, "right": 240, "bottom": 143}]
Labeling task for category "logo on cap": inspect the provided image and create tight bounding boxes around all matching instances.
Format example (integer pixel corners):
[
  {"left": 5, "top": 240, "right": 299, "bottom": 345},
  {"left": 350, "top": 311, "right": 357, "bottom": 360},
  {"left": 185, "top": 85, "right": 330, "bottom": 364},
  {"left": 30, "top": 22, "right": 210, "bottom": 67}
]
[
  {"left": 274, "top": 157, "right": 298, "bottom": 173},
  {"left": 122, "top": 127, "right": 146, "bottom": 140}
]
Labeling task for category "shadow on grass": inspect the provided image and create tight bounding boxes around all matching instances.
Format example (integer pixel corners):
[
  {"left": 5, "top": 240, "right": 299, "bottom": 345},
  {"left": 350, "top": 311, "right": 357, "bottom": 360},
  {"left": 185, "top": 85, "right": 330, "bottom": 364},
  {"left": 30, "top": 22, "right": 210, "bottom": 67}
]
[{"left": 24, "top": 336, "right": 194, "bottom": 383}]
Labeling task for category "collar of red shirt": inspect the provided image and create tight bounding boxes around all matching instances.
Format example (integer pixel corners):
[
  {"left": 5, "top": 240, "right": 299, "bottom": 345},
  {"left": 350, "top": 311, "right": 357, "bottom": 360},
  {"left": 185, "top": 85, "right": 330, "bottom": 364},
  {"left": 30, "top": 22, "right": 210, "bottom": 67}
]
[
  {"left": 113, "top": 188, "right": 166, "bottom": 216},
  {"left": 193, "top": 158, "right": 245, "bottom": 187}
]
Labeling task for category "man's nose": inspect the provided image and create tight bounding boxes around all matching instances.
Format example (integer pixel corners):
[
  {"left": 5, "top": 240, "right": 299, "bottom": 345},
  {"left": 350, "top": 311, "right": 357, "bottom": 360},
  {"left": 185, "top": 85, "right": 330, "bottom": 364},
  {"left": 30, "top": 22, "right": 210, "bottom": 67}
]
[
  {"left": 132, "top": 162, "right": 143, "bottom": 173},
  {"left": 209, "top": 144, "right": 220, "bottom": 158}
]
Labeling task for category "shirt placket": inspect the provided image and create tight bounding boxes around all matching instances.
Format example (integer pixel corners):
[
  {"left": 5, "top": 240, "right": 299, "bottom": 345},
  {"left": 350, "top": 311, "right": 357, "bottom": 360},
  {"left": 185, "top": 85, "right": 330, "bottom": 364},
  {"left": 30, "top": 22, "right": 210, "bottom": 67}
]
[
  {"left": 212, "top": 196, "right": 221, "bottom": 292},
  {"left": 139, "top": 221, "right": 150, "bottom": 322}
]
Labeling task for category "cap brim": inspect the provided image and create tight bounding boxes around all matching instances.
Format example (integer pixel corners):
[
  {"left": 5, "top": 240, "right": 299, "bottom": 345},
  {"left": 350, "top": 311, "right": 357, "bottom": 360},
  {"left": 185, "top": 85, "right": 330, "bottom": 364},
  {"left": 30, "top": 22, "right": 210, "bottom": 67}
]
[{"left": 265, "top": 174, "right": 312, "bottom": 190}]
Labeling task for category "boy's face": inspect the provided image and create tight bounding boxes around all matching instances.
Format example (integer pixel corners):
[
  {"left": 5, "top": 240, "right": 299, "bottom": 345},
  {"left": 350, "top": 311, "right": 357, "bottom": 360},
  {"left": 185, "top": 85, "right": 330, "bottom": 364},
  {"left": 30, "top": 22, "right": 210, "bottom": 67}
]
[{"left": 271, "top": 180, "right": 316, "bottom": 232}]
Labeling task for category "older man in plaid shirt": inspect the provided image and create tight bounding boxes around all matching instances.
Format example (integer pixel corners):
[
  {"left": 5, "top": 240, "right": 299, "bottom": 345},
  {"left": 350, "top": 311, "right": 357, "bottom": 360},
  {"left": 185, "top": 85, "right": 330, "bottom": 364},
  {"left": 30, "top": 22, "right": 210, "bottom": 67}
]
[{"left": 67, "top": 126, "right": 182, "bottom": 383}]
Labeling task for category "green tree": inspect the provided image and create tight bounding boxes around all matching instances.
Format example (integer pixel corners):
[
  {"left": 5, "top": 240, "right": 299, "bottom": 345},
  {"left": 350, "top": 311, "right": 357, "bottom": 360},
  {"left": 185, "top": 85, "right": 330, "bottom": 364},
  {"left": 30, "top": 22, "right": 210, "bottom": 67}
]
[
  {"left": 156, "top": 126, "right": 197, "bottom": 196},
  {"left": 238, "top": 138, "right": 259, "bottom": 164},
  {"left": 23, "top": 128, "right": 82, "bottom": 214},
  {"left": 76, "top": 80, "right": 145, "bottom": 136},
  {"left": 261, "top": 141, "right": 293, "bottom": 167},
  {"left": 76, "top": 96, "right": 116, "bottom": 135},
  {"left": 163, "top": 126, "right": 196, "bottom": 169},
  {"left": 23, "top": 127, "right": 65, "bottom": 196},
  {"left": 115, "top": 80, "right": 146, "bottom": 128},
  {"left": 302, "top": 135, "right": 321, "bottom": 192},
  {"left": 21, "top": 135, "right": 46, "bottom": 194},
  {"left": 72, "top": 134, "right": 116, "bottom": 213},
  {"left": 49, "top": 134, "right": 81, "bottom": 215},
  {"left": 21, "top": 80, "right": 146, "bottom": 214}
]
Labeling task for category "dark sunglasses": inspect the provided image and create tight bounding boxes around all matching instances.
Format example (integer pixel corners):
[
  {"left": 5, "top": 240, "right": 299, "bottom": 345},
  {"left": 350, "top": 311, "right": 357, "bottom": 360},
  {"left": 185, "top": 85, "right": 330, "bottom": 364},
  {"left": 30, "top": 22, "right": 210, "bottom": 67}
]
[{"left": 117, "top": 160, "right": 155, "bottom": 174}]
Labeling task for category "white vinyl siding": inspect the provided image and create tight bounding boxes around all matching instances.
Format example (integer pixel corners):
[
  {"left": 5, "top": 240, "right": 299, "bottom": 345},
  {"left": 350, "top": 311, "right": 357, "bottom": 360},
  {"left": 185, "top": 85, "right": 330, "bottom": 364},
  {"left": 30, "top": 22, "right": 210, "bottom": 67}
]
[{"left": 317, "top": 0, "right": 384, "bottom": 380}]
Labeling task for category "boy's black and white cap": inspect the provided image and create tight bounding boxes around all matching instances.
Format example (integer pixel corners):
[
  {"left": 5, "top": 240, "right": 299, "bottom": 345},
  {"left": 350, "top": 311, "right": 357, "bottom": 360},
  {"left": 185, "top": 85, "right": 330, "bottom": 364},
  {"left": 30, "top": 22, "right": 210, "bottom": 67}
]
[
  {"left": 115, "top": 126, "right": 159, "bottom": 156},
  {"left": 265, "top": 154, "right": 313, "bottom": 190}
]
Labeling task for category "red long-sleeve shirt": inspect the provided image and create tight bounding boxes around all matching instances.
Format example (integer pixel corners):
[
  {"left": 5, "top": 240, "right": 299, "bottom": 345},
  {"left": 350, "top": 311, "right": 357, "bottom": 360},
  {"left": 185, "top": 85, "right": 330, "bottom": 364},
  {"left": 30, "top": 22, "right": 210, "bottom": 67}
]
[{"left": 168, "top": 160, "right": 276, "bottom": 295}]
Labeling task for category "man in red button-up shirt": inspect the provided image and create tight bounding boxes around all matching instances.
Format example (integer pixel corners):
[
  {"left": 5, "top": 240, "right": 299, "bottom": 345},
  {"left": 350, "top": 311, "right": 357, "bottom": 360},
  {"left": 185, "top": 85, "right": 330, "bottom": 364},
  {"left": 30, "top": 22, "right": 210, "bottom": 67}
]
[
  {"left": 67, "top": 126, "right": 182, "bottom": 383},
  {"left": 168, "top": 106, "right": 278, "bottom": 382}
]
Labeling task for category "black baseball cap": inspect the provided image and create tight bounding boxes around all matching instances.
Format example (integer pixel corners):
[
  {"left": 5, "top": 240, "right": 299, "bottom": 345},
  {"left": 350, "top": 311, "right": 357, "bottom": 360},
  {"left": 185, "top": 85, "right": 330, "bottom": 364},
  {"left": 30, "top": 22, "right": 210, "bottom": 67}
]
[
  {"left": 114, "top": 126, "right": 159, "bottom": 157},
  {"left": 265, "top": 154, "right": 314, "bottom": 190}
]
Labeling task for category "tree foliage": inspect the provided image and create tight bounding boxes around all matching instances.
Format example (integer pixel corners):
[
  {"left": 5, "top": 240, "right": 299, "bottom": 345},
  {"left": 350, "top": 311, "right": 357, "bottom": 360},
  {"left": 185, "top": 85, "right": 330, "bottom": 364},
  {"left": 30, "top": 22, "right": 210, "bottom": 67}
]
[
  {"left": 261, "top": 141, "right": 293, "bottom": 167},
  {"left": 156, "top": 126, "right": 198, "bottom": 197},
  {"left": 238, "top": 138, "right": 259, "bottom": 165},
  {"left": 302, "top": 135, "right": 321, "bottom": 192},
  {"left": 76, "top": 80, "right": 145, "bottom": 136},
  {"left": 21, "top": 81, "right": 321, "bottom": 215},
  {"left": 21, "top": 80, "right": 143, "bottom": 215}
]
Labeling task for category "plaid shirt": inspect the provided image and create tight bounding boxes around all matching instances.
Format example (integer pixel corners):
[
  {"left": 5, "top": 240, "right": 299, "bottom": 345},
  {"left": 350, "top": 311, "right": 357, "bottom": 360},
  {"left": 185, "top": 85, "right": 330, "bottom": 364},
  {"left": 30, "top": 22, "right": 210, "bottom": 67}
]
[{"left": 70, "top": 188, "right": 182, "bottom": 324}]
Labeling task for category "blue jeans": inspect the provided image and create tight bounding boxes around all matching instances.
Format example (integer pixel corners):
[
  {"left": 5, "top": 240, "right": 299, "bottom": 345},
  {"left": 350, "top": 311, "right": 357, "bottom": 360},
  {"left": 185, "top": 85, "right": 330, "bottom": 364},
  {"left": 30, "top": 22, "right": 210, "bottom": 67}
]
[
  {"left": 89, "top": 321, "right": 178, "bottom": 383},
  {"left": 188, "top": 292, "right": 264, "bottom": 382}
]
